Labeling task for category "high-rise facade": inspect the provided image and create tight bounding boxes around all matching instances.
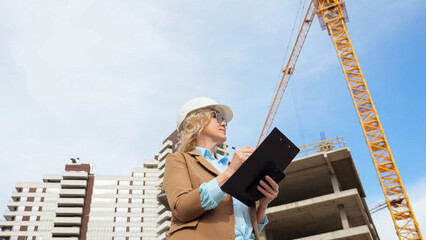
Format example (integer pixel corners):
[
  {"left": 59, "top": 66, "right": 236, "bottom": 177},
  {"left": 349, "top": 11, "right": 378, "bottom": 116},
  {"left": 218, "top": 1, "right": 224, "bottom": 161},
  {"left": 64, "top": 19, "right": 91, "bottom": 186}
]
[{"left": 0, "top": 160, "right": 160, "bottom": 240}]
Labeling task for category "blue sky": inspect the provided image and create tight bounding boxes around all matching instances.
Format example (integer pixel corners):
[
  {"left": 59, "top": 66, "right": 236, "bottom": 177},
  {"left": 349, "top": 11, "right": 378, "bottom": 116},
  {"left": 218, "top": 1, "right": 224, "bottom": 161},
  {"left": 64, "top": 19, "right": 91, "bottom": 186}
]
[{"left": 0, "top": 1, "right": 425, "bottom": 239}]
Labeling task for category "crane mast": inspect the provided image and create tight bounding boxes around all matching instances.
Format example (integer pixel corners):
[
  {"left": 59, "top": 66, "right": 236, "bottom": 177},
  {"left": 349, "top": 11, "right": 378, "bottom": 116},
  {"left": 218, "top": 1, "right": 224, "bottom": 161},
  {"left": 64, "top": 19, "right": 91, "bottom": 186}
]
[
  {"left": 313, "top": 0, "right": 422, "bottom": 239},
  {"left": 258, "top": 0, "right": 423, "bottom": 239},
  {"left": 256, "top": 1, "right": 316, "bottom": 147}
]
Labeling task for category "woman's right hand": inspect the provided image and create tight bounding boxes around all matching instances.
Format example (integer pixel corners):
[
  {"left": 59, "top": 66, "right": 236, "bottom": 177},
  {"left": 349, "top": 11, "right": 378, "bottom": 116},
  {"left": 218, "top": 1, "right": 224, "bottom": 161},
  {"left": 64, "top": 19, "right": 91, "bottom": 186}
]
[
  {"left": 217, "top": 146, "right": 254, "bottom": 187},
  {"left": 228, "top": 146, "right": 255, "bottom": 173}
]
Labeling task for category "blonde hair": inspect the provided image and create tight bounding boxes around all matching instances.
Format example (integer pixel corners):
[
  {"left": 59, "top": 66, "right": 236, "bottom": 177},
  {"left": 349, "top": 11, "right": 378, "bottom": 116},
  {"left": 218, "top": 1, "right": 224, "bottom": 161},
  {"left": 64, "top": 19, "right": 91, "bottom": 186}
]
[{"left": 177, "top": 108, "right": 213, "bottom": 152}]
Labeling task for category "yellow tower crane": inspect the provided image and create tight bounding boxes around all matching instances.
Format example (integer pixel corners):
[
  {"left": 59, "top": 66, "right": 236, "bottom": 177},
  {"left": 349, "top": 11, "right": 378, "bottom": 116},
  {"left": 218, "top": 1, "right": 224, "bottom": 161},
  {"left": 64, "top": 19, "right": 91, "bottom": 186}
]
[{"left": 258, "top": 0, "right": 423, "bottom": 239}]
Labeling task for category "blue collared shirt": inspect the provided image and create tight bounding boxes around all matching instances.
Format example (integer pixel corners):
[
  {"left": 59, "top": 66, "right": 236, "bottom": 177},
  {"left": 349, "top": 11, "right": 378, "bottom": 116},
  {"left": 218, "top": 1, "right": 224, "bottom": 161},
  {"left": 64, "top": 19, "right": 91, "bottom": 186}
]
[{"left": 195, "top": 147, "right": 268, "bottom": 240}]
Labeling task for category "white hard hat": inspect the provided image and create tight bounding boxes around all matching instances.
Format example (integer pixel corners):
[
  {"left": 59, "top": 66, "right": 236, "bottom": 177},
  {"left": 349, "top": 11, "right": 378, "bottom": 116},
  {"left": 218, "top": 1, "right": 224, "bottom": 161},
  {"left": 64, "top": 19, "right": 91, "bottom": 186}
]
[{"left": 177, "top": 97, "right": 233, "bottom": 131}]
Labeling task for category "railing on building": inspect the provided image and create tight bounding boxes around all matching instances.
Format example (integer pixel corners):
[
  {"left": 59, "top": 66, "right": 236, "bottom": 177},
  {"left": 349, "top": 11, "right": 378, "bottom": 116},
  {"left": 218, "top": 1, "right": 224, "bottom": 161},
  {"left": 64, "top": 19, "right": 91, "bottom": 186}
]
[{"left": 297, "top": 136, "right": 346, "bottom": 157}]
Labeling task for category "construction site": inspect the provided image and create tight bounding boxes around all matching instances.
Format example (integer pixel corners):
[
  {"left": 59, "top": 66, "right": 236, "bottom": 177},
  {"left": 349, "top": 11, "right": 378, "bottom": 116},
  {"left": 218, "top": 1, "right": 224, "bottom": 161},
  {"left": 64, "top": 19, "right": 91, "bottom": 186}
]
[{"left": 0, "top": 0, "right": 424, "bottom": 240}]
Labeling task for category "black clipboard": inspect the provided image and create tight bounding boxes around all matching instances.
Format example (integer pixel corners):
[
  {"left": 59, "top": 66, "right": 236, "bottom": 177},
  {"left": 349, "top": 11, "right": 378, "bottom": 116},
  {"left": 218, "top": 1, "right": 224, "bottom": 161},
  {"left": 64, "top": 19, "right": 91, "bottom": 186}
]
[{"left": 220, "top": 127, "right": 300, "bottom": 206}]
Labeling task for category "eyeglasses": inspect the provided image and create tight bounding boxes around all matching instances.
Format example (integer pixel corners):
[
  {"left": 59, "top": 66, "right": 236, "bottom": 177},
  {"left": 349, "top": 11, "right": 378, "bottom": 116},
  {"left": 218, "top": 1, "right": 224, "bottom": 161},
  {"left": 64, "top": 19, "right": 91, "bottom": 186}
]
[{"left": 211, "top": 111, "right": 227, "bottom": 125}]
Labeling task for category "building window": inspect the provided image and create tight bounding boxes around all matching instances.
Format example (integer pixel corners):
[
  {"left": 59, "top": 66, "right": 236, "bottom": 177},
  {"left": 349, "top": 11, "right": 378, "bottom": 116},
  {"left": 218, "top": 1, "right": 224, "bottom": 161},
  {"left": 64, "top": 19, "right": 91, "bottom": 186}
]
[
  {"left": 146, "top": 172, "right": 158, "bottom": 178},
  {"left": 144, "top": 198, "right": 157, "bottom": 204},
  {"left": 130, "top": 217, "right": 141, "bottom": 223},
  {"left": 145, "top": 190, "right": 159, "bottom": 195},
  {"left": 118, "top": 189, "right": 129, "bottom": 195},
  {"left": 133, "top": 173, "right": 144, "bottom": 178},
  {"left": 115, "top": 217, "right": 127, "bottom": 222},
  {"left": 130, "top": 208, "right": 142, "bottom": 213},
  {"left": 116, "top": 207, "right": 128, "bottom": 213},
  {"left": 119, "top": 181, "right": 130, "bottom": 186},
  {"left": 46, "top": 188, "right": 59, "bottom": 193},
  {"left": 144, "top": 226, "right": 156, "bottom": 232},
  {"left": 36, "top": 188, "right": 43, "bottom": 193},
  {"left": 133, "top": 181, "right": 144, "bottom": 186},
  {"left": 131, "top": 198, "right": 142, "bottom": 204},
  {"left": 144, "top": 208, "right": 156, "bottom": 213},
  {"left": 117, "top": 198, "right": 129, "bottom": 204},
  {"left": 132, "top": 190, "right": 143, "bottom": 195},
  {"left": 44, "top": 197, "right": 56, "bottom": 203},
  {"left": 129, "top": 227, "right": 140, "bottom": 232},
  {"left": 145, "top": 181, "right": 157, "bottom": 187},
  {"left": 114, "top": 226, "right": 126, "bottom": 232},
  {"left": 143, "top": 217, "right": 156, "bottom": 223}
]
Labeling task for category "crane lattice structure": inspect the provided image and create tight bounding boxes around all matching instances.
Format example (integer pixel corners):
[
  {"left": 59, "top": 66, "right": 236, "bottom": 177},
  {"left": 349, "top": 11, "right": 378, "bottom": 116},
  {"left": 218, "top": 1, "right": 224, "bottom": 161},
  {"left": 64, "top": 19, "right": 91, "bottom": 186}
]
[{"left": 258, "top": 0, "right": 423, "bottom": 239}]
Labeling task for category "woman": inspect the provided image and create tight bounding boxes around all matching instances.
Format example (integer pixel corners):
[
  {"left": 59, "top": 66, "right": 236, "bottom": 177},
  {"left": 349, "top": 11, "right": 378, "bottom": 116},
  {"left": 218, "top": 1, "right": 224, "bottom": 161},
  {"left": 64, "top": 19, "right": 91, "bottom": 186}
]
[{"left": 163, "top": 97, "right": 279, "bottom": 240}]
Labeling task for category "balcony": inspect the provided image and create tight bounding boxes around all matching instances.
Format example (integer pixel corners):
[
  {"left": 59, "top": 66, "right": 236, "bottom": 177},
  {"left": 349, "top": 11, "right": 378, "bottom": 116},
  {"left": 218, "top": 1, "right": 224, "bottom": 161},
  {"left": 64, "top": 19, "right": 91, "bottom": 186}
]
[
  {"left": 59, "top": 189, "right": 85, "bottom": 197},
  {"left": 156, "top": 231, "right": 168, "bottom": 240},
  {"left": 57, "top": 198, "right": 84, "bottom": 207},
  {"left": 156, "top": 220, "right": 171, "bottom": 235},
  {"left": 43, "top": 174, "right": 63, "bottom": 183},
  {"left": 62, "top": 171, "right": 88, "bottom": 180},
  {"left": 52, "top": 226, "right": 80, "bottom": 236},
  {"left": 159, "top": 167, "right": 165, "bottom": 179},
  {"left": 60, "top": 180, "right": 87, "bottom": 188},
  {"left": 54, "top": 217, "right": 82, "bottom": 226},
  {"left": 156, "top": 211, "right": 171, "bottom": 224},
  {"left": 157, "top": 192, "right": 170, "bottom": 211},
  {"left": 55, "top": 207, "right": 83, "bottom": 216},
  {"left": 158, "top": 140, "right": 173, "bottom": 153},
  {"left": 158, "top": 148, "right": 172, "bottom": 163},
  {"left": 143, "top": 160, "right": 158, "bottom": 169}
]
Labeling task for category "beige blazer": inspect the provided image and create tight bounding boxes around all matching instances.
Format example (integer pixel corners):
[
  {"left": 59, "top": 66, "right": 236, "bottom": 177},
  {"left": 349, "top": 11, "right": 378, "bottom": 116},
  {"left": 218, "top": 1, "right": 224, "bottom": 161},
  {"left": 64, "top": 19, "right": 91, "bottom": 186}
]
[{"left": 163, "top": 150, "right": 260, "bottom": 240}]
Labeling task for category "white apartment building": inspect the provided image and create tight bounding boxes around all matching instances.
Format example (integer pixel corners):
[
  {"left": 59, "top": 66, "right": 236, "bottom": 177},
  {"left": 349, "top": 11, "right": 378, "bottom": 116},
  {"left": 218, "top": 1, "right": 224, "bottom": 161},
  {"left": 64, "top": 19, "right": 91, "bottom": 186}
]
[{"left": 0, "top": 160, "right": 161, "bottom": 240}]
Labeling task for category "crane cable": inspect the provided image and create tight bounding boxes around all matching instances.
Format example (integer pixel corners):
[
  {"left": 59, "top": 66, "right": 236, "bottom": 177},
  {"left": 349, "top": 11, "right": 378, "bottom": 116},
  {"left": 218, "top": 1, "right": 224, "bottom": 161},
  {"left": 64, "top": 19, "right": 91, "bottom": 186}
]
[
  {"left": 269, "top": 0, "right": 307, "bottom": 146},
  {"left": 269, "top": 0, "right": 305, "bottom": 111},
  {"left": 292, "top": 0, "right": 308, "bottom": 147}
]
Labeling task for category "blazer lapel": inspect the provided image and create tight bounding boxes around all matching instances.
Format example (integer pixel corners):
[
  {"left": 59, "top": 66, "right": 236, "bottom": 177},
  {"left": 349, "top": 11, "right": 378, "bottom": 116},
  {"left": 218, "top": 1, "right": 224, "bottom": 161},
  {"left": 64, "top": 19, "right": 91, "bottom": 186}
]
[{"left": 187, "top": 149, "right": 221, "bottom": 176}]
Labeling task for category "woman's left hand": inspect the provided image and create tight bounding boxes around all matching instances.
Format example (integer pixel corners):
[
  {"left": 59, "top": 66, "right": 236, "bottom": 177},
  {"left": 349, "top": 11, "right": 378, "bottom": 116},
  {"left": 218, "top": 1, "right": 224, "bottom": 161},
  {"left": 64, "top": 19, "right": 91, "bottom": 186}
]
[{"left": 257, "top": 175, "right": 279, "bottom": 208}]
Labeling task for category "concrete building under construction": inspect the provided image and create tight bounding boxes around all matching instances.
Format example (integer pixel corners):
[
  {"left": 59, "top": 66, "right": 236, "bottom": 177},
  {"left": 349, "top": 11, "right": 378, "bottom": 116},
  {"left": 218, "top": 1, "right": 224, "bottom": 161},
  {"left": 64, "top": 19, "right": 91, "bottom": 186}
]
[{"left": 0, "top": 131, "right": 379, "bottom": 239}]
